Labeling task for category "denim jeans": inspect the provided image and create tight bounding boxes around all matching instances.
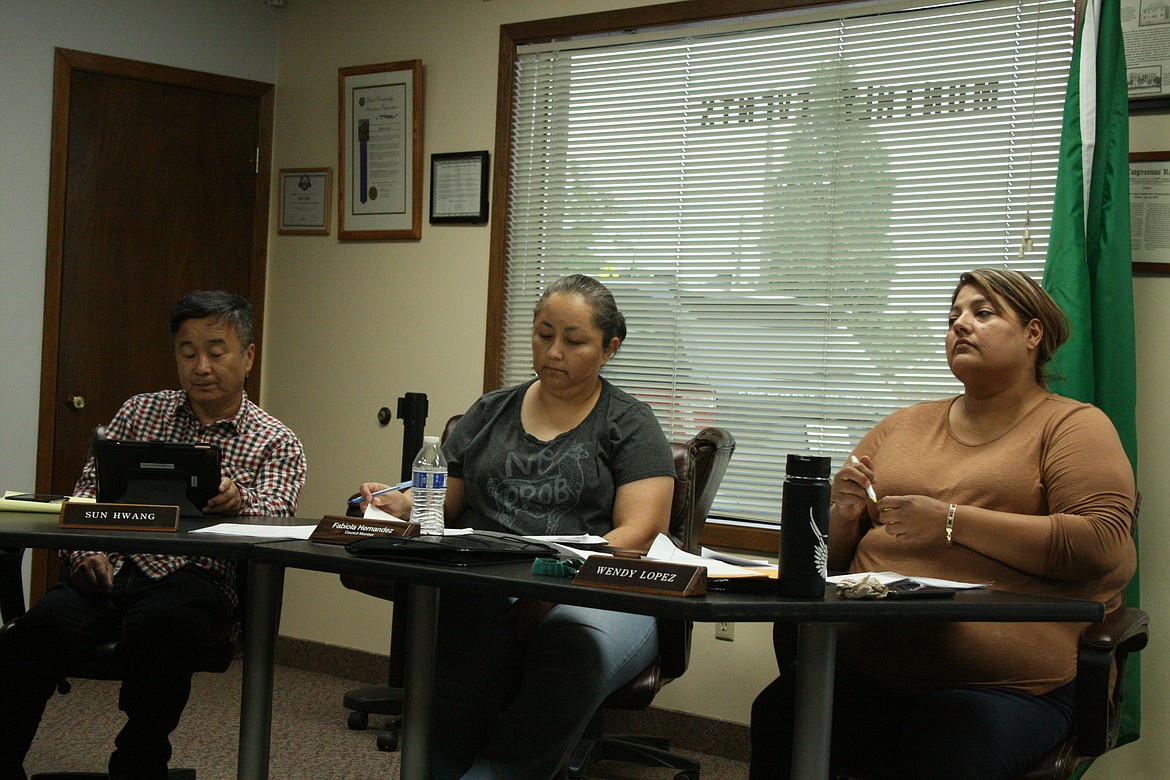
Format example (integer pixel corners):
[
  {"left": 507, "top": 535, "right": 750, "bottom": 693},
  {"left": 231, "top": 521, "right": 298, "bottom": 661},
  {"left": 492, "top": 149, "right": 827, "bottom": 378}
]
[
  {"left": 749, "top": 661, "right": 1076, "bottom": 780},
  {"left": 0, "top": 561, "right": 231, "bottom": 780},
  {"left": 427, "top": 591, "right": 659, "bottom": 780}
]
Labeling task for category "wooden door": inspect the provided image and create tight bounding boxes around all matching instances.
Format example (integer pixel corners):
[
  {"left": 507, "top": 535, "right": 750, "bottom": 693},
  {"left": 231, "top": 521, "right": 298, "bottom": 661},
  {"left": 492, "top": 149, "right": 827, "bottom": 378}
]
[{"left": 32, "top": 49, "right": 274, "bottom": 598}]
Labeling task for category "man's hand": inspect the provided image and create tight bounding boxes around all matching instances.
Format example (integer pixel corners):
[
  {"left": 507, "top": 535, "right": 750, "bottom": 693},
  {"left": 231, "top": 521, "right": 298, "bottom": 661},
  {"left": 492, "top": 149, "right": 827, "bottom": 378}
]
[
  {"left": 71, "top": 554, "right": 114, "bottom": 594},
  {"left": 204, "top": 476, "right": 243, "bottom": 516}
]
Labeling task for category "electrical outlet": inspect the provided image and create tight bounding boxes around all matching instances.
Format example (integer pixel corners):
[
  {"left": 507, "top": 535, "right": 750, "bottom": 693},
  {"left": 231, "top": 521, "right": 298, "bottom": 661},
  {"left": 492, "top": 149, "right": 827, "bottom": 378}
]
[{"left": 715, "top": 621, "right": 734, "bottom": 641}]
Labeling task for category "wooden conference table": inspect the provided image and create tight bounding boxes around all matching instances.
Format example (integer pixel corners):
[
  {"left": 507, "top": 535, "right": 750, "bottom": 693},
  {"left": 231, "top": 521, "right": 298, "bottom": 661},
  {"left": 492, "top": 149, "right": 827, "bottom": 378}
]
[{"left": 0, "top": 512, "right": 1106, "bottom": 780}]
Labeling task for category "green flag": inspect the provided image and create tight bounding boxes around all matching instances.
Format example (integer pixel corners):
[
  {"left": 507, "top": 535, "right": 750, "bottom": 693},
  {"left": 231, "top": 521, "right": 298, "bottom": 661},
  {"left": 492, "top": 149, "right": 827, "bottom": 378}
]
[{"left": 1041, "top": 0, "right": 1140, "bottom": 753}]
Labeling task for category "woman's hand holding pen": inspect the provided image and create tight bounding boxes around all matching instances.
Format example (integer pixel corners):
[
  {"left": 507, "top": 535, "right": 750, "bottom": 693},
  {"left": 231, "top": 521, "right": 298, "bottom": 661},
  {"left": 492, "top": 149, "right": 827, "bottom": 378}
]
[
  {"left": 356, "top": 481, "right": 412, "bottom": 518},
  {"left": 832, "top": 454, "right": 878, "bottom": 517}
]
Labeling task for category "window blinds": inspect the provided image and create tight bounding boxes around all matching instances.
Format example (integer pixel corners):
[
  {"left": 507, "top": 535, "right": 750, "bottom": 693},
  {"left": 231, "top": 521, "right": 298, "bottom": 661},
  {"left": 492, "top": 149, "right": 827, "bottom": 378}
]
[{"left": 499, "top": 0, "right": 1076, "bottom": 523}]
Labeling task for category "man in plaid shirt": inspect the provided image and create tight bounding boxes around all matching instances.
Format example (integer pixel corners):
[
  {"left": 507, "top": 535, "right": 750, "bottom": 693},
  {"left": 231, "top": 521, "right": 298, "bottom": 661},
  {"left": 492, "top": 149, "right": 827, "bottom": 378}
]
[{"left": 0, "top": 291, "right": 306, "bottom": 780}]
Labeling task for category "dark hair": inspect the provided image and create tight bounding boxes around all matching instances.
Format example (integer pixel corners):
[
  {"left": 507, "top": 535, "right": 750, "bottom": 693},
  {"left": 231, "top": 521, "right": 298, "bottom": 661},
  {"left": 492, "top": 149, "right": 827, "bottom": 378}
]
[
  {"left": 170, "top": 291, "right": 254, "bottom": 348},
  {"left": 953, "top": 268, "right": 1070, "bottom": 387},
  {"left": 534, "top": 274, "right": 627, "bottom": 352}
]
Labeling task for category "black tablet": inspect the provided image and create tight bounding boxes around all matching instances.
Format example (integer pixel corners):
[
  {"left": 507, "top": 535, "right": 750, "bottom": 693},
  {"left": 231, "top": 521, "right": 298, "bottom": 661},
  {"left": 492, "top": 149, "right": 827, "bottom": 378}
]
[
  {"left": 94, "top": 439, "right": 221, "bottom": 517},
  {"left": 346, "top": 532, "right": 560, "bottom": 566}
]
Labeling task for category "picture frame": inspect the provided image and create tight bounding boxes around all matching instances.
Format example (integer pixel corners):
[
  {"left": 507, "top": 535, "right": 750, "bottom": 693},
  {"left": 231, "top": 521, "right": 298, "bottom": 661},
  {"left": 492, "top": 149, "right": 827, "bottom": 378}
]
[
  {"left": 338, "top": 60, "right": 423, "bottom": 240},
  {"left": 1130, "top": 151, "right": 1170, "bottom": 274},
  {"left": 430, "top": 151, "right": 490, "bottom": 224},
  {"left": 278, "top": 168, "right": 331, "bottom": 235},
  {"left": 1122, "top": 0, "right": 1170, "bottom": 110}
]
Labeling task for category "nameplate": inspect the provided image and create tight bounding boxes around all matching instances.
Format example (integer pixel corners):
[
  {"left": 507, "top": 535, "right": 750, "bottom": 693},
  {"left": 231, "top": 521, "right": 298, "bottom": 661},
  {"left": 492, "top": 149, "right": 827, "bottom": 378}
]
[
  {"left": 59, "top": 502, "right": 179, "bottom": 532},
  {"left": 573, "top": 555, "right": 707, "bottom": 597},
  {"left": 309, "top": 515, "right": 421, "bottom": 545}
]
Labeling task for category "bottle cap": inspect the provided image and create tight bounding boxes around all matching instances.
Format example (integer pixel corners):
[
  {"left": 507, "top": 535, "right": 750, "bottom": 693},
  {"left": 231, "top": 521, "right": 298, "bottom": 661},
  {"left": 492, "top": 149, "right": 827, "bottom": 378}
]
[
  {"left": 786, "top": 453, "right": 831, "bottom": 479},
  {"left": 423, "top": 435, "right": 440, "bottom": 444}
]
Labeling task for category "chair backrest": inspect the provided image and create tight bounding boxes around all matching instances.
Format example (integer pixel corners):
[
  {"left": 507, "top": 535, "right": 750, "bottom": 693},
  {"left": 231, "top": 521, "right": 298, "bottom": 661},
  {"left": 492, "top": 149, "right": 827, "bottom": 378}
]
[{"left": 665, "top": 427, "right": 735, "bottom": 554}]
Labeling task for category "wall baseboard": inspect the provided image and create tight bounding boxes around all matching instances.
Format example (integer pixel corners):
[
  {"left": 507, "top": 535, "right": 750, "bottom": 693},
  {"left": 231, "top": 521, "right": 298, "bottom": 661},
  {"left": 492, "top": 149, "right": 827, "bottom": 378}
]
[{"left": 274, "top": 634, "right": 751, "bottom": 761}]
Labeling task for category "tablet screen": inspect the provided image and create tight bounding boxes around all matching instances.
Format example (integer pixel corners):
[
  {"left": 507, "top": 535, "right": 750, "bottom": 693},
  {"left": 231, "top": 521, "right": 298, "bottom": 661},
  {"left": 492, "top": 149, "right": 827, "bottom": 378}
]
[{"left": 94, "top": 439, "right": 221, "bottom": 517}]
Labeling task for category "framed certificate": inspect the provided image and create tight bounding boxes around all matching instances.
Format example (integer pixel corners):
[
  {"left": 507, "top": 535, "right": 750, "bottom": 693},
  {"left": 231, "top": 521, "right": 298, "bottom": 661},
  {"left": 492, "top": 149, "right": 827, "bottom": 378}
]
[
  {"left": 1122, "top": 0, "right": 1170, "bottom": 109},
  {"left": 278, "top": 168, "right": 331, "bottom": 235},
  {"left": 1131, "top": 151, "right": 1170, "bottom": 273},
  {"left": 338, "top": 60, "right": 424, "bottom": 240},
  {"left": 430, "top": 151, "right": 490, "bottom": 224}
]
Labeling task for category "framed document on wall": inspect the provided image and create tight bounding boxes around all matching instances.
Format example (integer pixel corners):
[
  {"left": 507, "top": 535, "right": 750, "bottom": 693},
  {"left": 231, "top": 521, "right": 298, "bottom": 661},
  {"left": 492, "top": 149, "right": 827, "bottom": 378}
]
[
  {"left": 1131, "top": 151, "right": 1170, "bottom": 273},
  {"left": 338, "top": 60, "right": 424, "bottom": 240},
  {"left": 1122, "top": 0, "right": 1170, "bottom": 109},
  {"left": 430, "top": 151, "right": 490, "bottom": 224},
  {"left": 278, "top": 168, "right": 331, "bottom": 235}
]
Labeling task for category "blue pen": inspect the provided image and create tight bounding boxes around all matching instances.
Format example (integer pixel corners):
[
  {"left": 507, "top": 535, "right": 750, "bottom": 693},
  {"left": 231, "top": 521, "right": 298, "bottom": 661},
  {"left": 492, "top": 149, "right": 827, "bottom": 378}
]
[{"left": 348, "top": 479, "right": 413, "bottom": 504}]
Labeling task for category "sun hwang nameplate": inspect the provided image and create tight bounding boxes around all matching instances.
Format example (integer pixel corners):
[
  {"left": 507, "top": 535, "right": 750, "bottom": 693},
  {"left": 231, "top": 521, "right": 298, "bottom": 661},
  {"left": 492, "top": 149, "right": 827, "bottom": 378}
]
[{"left": 59, "top": 502, "right": 179, "bottom": 532}]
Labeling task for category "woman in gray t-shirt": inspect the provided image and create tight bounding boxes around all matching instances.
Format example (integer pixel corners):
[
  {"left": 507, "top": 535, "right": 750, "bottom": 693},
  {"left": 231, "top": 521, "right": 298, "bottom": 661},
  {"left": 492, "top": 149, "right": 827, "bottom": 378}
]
[{"left": 356, "top": 274, "right": 675, "bottom": 779}]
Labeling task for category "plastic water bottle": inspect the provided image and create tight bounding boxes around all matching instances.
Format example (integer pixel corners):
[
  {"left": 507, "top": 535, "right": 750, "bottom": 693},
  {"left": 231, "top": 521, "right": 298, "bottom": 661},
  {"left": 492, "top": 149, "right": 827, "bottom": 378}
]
[
  {"left": 777, "top": 453, "right": 832, "bottom": 598},
  {"left": 410, "top": 435, "right": 447, "bottom": 535}
]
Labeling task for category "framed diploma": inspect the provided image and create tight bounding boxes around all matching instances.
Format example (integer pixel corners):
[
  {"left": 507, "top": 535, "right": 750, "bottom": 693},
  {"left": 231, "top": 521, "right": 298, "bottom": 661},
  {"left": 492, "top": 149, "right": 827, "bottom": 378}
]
[
  {"left": 338, "top": 60, "right": 424, "bottom": 240},
  {"left": 278, "top": 168, "right": 331, "bottom": 235},
  {"left": 1131, "top": 151, "right": 1170, "bottom": 273},
  {"left": 430, "top": 151, "right": 490, "bottom": 224},
  {"left": 1122, "top": 0, "right": 1170, "bottom": 109}
]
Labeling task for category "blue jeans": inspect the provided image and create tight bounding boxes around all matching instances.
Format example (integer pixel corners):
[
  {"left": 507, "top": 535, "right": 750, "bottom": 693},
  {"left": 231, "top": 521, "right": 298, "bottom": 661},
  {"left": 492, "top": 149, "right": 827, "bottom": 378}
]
[
  {"left": 428, "top": 591, "right": 659, "bottom": 780},
  {"left": 749, "top": 661, "right": 1075, "bottom": 780},
  {"left": 0, "top": 561, "right": 231, "bottom": 780}
]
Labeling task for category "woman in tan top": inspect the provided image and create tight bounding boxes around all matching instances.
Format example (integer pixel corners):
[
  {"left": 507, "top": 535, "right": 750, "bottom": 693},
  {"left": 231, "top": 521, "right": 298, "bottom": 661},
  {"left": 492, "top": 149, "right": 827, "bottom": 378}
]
[{"left": 750, "top": 268, "right": 1137, "bottom": 779}]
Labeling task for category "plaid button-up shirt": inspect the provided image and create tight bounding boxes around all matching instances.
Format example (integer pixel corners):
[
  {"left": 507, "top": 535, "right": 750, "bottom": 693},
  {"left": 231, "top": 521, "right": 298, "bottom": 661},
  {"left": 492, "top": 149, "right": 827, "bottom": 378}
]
[{"left": 69, "top": 390, "right": 306, "bottom": 606}]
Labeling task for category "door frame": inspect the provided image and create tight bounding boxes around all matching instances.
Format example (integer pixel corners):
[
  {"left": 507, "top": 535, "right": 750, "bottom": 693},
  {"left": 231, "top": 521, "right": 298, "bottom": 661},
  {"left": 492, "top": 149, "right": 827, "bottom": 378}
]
[{"left": 32, "top": 48, "right": 275, "bottom": 596}]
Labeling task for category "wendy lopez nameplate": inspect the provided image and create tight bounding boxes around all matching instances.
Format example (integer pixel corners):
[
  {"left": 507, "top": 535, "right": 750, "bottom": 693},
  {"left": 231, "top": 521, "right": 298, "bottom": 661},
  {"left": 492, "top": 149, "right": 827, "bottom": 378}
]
[
  {"left": 59, "top": 502, "right": 179, "bottom": 532},
  {"left": 574, "top": 555, "right": 707, "bottom": 597},
  {"left": 309, "top": 515, "right": 421, "bottom": 545}
]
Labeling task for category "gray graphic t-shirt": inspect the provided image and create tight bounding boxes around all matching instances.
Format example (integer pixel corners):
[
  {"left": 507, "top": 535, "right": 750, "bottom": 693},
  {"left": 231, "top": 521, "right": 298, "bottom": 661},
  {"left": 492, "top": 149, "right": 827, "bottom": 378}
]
[{"left": 443, "top": 378, "right": 674, "bottom": 537}]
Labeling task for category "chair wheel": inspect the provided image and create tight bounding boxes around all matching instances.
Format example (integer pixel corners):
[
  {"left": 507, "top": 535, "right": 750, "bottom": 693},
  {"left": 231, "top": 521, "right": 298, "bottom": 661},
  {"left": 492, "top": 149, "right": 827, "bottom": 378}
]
[
  {"left": 674, "top": 772, "right": 699, "bottom": 780},
  {"left": 376, "top": 729, "right": 399, "bottom": 751},
  {"left": 347, "top": 710, "right": 369, "bottom": 730}
]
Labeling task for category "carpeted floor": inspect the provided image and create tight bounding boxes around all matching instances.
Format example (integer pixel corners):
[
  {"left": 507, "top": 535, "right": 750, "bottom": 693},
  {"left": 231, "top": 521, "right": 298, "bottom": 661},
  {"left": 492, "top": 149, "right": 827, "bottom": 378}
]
[{"left": 24, "top": 660, "right": 750, "bottom": 778}]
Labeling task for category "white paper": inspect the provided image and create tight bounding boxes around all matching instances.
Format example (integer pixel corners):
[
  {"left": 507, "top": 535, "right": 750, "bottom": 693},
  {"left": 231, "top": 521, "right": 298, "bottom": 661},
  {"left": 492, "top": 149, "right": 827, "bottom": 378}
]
[
  {"left": 527, "top": 534, "right": 609, "bottom": 545},
  {"left": 190, "top": 523, "right": 318, "bottom": 540},
  {"left": 826, "top": 571, "right": 989, "bottom": 589},
  {"left": 363, "top": 504, "right": 404, "bottom": 522},
  {"left": 2, "top": 490, "right": 96, "bottom": 514},
  {"left": 648, "top": 534, "right": 773, "bottom": 578}
]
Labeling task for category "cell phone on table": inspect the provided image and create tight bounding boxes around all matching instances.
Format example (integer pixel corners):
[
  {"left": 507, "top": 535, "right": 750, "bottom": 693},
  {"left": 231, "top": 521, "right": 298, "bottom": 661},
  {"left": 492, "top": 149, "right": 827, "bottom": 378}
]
[{"left": 5, "top": 493, "right": 70, "bottom": 503}]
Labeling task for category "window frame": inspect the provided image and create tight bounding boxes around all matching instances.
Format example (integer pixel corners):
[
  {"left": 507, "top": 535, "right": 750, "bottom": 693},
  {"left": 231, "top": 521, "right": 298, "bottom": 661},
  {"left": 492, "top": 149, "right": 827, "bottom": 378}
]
[{"left": 485, "top": 0, "right": 1085, "bottom": 548}]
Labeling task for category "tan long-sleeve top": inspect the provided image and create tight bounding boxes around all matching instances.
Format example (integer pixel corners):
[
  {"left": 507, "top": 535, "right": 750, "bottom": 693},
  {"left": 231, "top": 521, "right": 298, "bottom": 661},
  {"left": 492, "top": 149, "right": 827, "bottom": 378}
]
[{"left": 835, "top": 394, "right": 1136, "bottom": 695}]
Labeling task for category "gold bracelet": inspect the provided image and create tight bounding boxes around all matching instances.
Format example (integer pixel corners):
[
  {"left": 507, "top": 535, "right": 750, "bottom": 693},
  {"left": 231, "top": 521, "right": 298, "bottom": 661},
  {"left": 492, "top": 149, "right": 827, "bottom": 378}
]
[{"left": 945, "top": 503, "right": 957, "bottom": 547}]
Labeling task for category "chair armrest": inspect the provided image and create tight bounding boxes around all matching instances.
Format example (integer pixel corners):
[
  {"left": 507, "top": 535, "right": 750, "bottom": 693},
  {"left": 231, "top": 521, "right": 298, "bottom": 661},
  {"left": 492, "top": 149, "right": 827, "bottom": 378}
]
[{"left": 1073, "top": 606, "right": 1149, "bottom": 757}]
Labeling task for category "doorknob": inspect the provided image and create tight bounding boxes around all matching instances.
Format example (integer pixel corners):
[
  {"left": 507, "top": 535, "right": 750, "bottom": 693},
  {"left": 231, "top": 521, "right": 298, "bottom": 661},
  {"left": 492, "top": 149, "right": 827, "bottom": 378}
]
[{"left": 69, "top": 395, "right": 86, "bottom": 410}]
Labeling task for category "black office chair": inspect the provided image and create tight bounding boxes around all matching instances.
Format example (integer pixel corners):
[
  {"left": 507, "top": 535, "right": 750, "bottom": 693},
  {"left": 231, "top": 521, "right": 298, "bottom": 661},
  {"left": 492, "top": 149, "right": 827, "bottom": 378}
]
[
  {"left": 0, "top": 561, "right": 247, "bottom": 780},
  {"left": 1012, "top": 496, "right": 1148, "bottom": 780},
  {"left": 339, "top": 415, "right": 466, "bottom": 751},
  {"left": 0, "top": 546, "right": 26, "bottom": 623},
  {"left": 564, "top": 426, "right": 735, "bottom": 780}
]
